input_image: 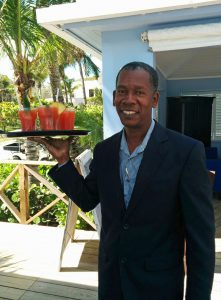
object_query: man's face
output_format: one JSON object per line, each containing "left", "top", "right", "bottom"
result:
{"left": 113, "top": 69, "right": 159, "bottom": 132}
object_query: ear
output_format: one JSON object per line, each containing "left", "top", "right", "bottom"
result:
{"left": 113, "top": 90, "right": 116, "bottom": 106}
{"left": 152, "top": 91, "right": 159, "bottom": 108}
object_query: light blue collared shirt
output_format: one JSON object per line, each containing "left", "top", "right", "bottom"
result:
{"left": 119, "top": 120, "right": 155, "bottom": 208}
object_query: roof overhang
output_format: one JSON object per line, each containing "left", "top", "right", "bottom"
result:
{"left": 139, "top": 21, "right": 221, "bottom": 79}
{"left": 142, "top": 22, "right": 221, "bottom": 51}
{"left": 36, "top": 0, "right": 221, "bottom": 59}
{"left": 36, "top": 0, "right": 221, "bottom": 80}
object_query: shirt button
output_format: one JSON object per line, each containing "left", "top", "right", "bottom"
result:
{"left": 123, "top": 223, "right": 129, "bottom": 230}
{"left": 121, "top": 257, "right": 127, "bottom": 264}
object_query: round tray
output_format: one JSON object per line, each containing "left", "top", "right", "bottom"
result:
{"left": 3, "top": 129, "right": 90, "bottom": 138}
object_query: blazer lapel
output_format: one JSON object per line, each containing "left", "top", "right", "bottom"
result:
{"left": 107, "top": 132, "right": 126, "bottom": 211}
{"left": 125, "top": 123, "right": 169, "bottom": 215}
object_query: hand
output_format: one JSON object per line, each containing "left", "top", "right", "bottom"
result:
{"left": 28, "top": 136, "right": 73, "bottom": 165}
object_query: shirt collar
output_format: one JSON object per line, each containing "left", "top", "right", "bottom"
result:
{"left": 120, "top": 119, "right": 155, "bottom": 156}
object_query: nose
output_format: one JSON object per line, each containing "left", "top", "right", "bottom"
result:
{"left": 123, "top": 91, "right": 136, "bottom": 104}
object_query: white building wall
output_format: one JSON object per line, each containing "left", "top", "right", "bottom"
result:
{"left": 72, "top": 78, "right": 101, "bottom": 105}
{"left": 102, "top": 27, "right": 155, "bottom": 138}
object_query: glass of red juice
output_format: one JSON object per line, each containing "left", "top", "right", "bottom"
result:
{"left": 56, "top": 109, "right": 75, "bottom": 130}
{"left": 18, "top": 109, "right": 37, "bottom": 131}
{"left": 38, "top": 106, "right": 58, "bottom": 130}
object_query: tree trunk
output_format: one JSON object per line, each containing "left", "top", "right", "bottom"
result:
{"left": 14, "top": 70, "right": 34, "bottom": 108}
{"left": 25, "top": 140, "right": 39, "bottom": 161}
{"left": 59, "top": 65, "right": 69, "bottom": 103}
{"left": 48, "top": 56, "right": 64, "bottom": 103}
{"left": 24, "top": 140, "right": 39, "bottom": 184}
{"left": 64, "top": 84, "right": 69, "bottom": 103}
{"left": 78, "top": 61, "right": 87, "bottom": 105}
{"left": 61, "top": 77, "right": 69, "bottom": 103}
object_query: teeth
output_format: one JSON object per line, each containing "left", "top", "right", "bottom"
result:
{"left": 123, "top": 110, "right": 136, "bottom": 115}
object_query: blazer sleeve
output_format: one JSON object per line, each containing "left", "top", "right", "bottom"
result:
{"left": 179, "top": 141, "right": 215, "bottom": 300}
{"left": 48, "top": 148, "right": 100, "bottom": 212}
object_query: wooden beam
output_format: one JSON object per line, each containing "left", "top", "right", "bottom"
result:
{"left": 24, "top": 165, "right": 68, "bottom": 203}
{"left": 19, "top": 165, "right": 29, "bottom": 224}
{"left": 78, "top": 211, "right": 96, "bottom": 230}
{"left": 59, "top": 200, "right": 79, "bottom": 270}
{"left": 0, "top": 192, "right": 21, "bottom": 222}
{"left": 0, "top": 165, "right": 19, "bottom": 192}
{"left": 26, "top": 198, "right": 61, "bottom": 224}
{"left": 0, "top": 159, "right": 56, "bottom": 166}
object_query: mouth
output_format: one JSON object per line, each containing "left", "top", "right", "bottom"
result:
{"left": 122, "top": 110, "right": 137, "bottom": 115}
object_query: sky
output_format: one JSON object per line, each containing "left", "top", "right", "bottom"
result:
{"left": 0, "top": 56, "right": 14, "bottom": 79}
{"left": 0, "top": 55, "right": 102, "bottom": 81}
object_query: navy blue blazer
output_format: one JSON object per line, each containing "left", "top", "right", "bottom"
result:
{"left": 49, "top": 122, "right": 215, "bottom": 300}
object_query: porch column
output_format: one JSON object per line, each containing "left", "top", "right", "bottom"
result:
{"left": 102, "top": 28, "right": 156, "bottom": 138}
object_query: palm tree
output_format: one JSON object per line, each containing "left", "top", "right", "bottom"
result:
{"left": 0, "top": 0, "right": 45, "bottom": 108}
{"left": 59, "top": 42, "right": 100, "bottom": 105}
{"left": 0, "top": 1, "right": 66, "bottom": 106}
{"left": 48, "top": 51, "right": 64, "bottom": 102}
{"left": 76, "top": 53, "right": 99, "bottom": 105}
{"left": 37, "top": 1, "right": 100, "bottom": 105}
{"left": 32, "top": 60, "right": 49, "bottom": 99}
{"left": 0, "top": 0, "right": 52, "bottom": 163}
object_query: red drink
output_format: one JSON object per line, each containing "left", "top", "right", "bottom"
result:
{"left": 56, "top": 110, "right": 75, "bottom": 130}
{"left": 38, "top": 106, "right": 58, "bottom": 130}
{"left": 18, "top": 109, "right": 37, "bottom": 131}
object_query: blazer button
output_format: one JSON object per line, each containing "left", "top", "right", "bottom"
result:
{"left": 121, "top": 257, "right": 127, "bottom": 264}
{"left": 123, "top": 223, "right": 129, "bottom": 230}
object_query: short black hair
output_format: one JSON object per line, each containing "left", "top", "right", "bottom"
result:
{"left": 115, "top": 61, "right": 158, "bottom": 92}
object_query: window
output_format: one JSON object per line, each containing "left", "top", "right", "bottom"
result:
{"left": 212, "top": 94, "right": 221, "bottom": 140}
{"left": 182, "top": 91, "right": 221, "bottom": 141}
{"left": 89, "top": 89, "right": 95, "bottom": 97}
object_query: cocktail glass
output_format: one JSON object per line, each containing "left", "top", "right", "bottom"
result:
{"left": 56, "top": 109, "right": 75, "bottom": 130}
{"left": 38, "top": 106, "right": 58, "bottom": 130}
{"left": 18, "top": 109, "right": 37, "bottom": 131}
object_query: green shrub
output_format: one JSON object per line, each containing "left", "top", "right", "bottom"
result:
{"left": 0, "top": 98, "right": 103, "bottom": 229}
{"left": 0, "top": 163, "right": 94, "bottom": 229}
{"left": 75, "top": 103, "right": 103, "bottom": 150}
{"left": 0, "top": 102, "right": 20, "bottom": 131}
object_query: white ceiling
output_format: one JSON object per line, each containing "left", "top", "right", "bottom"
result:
{"left": 156, "top": 46, "right": 221, "bottom": 79}
{"left": 36, "top": 0, "right": 221, "bottom": 80}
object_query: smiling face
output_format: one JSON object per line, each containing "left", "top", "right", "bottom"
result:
{"left": 113, "top": 68, "right": 159, "bottom": 135}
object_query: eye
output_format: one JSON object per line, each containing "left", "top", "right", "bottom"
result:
{"left": 116, "top": 89, "right": 127, "bottom": 96}
{"left": 135, "top": 90, "right": 145, "bottom": 96}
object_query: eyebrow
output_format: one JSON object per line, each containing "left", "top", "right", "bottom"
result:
{"left": 116, "top": 85, "right": 145, "bottom": 90}
{"left": 116, "top": 85, "right": 126, "bottom": 89}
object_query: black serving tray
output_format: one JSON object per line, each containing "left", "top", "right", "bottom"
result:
{"left": 2, "top": 129, "right": 90, "bottom": 138}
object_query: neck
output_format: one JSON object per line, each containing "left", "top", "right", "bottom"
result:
{"left": 124, "top": 128, "right": 148, "bottom": 154}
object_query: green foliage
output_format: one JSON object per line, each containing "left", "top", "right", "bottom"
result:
{"left": 0, "top": 102, "right": 20, "bottom": 131}
{"left": 0, "top": 94, "right": 103, "bottom": 229}
{"left": 36, "top": 1, "right": 76, "bottom": 9}
{"left": 0, "top": 163, "right": 19, "bottom": 222}
{"left": 0, "top": 74, "right": 16, "bottom": 102}
{"left": 87, "top": 88, "right": 103, "bottom": 105}
{"left": 0, "top": 163, "right": 94, "bottom": 229}
{"left": 29, "top": 165, "right": 68, "bottom": 226}
{"left": 75, "top": 103, "right": 103, "bottom": 150}
{"left": 0, "top": 98, "right": 103, "bottom": 148}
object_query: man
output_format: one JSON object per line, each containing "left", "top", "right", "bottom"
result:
{"left": 31, "top": 62, "right": 215, "bottom": 300}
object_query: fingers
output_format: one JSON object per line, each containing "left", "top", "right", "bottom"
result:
{"left": 67, "top": 136, "right": 74, "bottom": 144}
{"left": 27, "top": 137, "right": 72, "bottom": 157}
{"left": 27, "top": 136, "right": 72, "bottom": 164}
{"left": 28, "top": 137, "right": 45, "bottom": 144}
{"left": 28, "top": 137, "right": 55, "bottom": 150}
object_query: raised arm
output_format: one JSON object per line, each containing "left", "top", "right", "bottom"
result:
{"left": 28, "top": 136, "right": 73, "bottom": 165}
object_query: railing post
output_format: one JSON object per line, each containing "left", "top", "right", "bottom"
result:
{"left": 19, "top": 164, "right": 29, "bottom": 224}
